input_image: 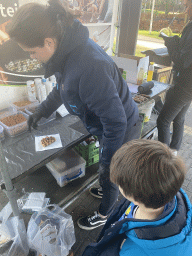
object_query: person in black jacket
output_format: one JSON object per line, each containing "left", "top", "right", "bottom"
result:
{"left": 7, "top": 0, "right": 141, "bottom": 230}
{"left": 157, "top": 0, "right": 192, "bottom": 155}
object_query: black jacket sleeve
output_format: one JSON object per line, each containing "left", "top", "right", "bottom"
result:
{"left": 38, "top": 86, "right": 63, "bottom": 118}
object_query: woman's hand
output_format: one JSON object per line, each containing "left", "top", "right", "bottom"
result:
{"left": 27, "top": 109, "right": 44, "bottom": 131}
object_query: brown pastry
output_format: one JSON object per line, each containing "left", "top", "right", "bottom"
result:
{"left": 133, "top": 95, "right": 148, "bottom": 103}
{"left": 41, "top": 136, "right": 56, "bottom": 147}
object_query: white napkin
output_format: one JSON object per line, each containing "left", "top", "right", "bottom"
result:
{"left": 35, "top": 134, "right": 62, "bottom": 152}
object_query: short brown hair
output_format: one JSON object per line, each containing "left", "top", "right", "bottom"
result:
{"left": 7, "top": 0, "right": 74, "bottom": 48}
{"left": 110, "top": 139, "right": 186, "bottom": 209}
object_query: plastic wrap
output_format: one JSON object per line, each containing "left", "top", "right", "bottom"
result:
{"left": 17, "top": 192, "right": 50, "bottom": 213}
{"left": 27, "top": 205, "right": 75, "bottom": 256}
{"left": 0, "top": 115, "right": 86, "bottom": 184}
{"left": 0, "top": 203, "right": 29, "bottom": 256}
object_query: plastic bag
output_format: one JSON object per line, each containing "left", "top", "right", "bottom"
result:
{"left": 27, "top": 204, "right": 75, "bottom": 256}
{"left": 138, "top": 99, "right": 155, "bottom": 122}
{"left": 17, "top": 192, "right": 50, "bottom": 213}
{"left": 0, "top": 203, "right": 29, "bottom": 256}
{"left": 0, "top": 203, "right": 13, "bottom": 250}
{"left": 7, "top": 217, "right": 29, "bottom": 256}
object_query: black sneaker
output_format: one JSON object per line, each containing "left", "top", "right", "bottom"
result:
{"left": 89, "top": 187, "right": 103, "bottom": 198}
{"left": 77, "top": 211, "right": 107, "bottom": 230}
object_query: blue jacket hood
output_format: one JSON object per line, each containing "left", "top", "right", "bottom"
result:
{"left": 82, "top": 189, "right": 192, "bottom": 256}
{"left": 119, "top": 189, "right": 192, "bottom": 255}
{"left": 44, "top": 19, "right": 89, "bottom": 77}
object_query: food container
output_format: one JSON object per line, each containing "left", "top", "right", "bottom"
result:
{"left": 0, "top": 125, "right": 5, "bottom": 141}
{"left": 46, "top": 149, "right": 86, "bottom": 187}
{"left": 11, "top": 98, "right": 39, "bottom": 112}
{"left": 0, "top": 107, "right": 16, "bottom": 119}
{"left": 0, "top": 111, "right": 29, "bottom": 137}
{"left": 25, "top": 106, "right": 56, "bottom": 126}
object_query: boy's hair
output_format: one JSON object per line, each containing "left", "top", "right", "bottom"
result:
{"left": 110, "top": 139, "right": 186, "bottom": 209}
{"left": 7, "top": 0, "right": 75, "bottom": 48}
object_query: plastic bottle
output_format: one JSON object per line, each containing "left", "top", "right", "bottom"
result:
{"left": 137, "top": 67, "right": 144, "bottom": 85}
{"left": 34, "top": 78, "right": 42, "bottom": 102}
{"left": 147, "top": 62, "right": 155, "bottom": 82}
{"left": 40, "top": 82, "right": 47, "bottom": 102}
{"left": 27, "top": 80, "right": 36, "bottom": 101}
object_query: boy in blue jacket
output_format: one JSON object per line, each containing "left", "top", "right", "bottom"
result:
{"left": 82, "top": 139, "right": 192, "bottom": 256}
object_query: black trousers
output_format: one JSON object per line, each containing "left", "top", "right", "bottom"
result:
{"left": 98, "top": 115, "right": 143, "bottom": 216}
{"left": 157, "top": 86, "right": 191, "bottom": 150}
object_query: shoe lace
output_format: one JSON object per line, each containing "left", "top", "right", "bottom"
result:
{"left": 88, "top": 211, "right": 99, "bottom": 222}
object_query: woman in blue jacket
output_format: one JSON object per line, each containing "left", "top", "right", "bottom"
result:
{"left": 7, "top": 0, "right": 141, "bottom": 230}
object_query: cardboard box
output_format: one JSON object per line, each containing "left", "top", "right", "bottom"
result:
{"left": 112, "top": 55, "right": 149, "bottom": 85}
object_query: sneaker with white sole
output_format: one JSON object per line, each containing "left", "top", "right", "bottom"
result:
{"left": 89, "top": 187, "right": 103, "bottom": 198}
{"left": 77, "top": 211, "right": 107, "bottom": 230}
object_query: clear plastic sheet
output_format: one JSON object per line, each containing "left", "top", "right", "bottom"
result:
{"left": 27, "top": 204, "right": 75, "bottom": 256}
{"left": 0, "top": 115, "right": 86, "bottom": 184}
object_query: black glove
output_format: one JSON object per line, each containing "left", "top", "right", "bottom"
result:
{"left": 27, "top": 109, "right": 44, "bottom": 132}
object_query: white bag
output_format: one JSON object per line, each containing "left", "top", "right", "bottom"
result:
{"left": 138, "top": 99, "right": 155, "bottom": 122}
{"left": 27, "top": 204, "right": 75, "bottom": 256}
{"left": 0, "top": 203, "right": 29, "bottom": 256}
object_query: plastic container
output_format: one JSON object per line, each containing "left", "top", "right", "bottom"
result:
{"left": 0, "top": 111, "right": 29, "bottom": 137}
{"left": 147, "top": 62, "right": 155, "bottom": 82}
{"left": 11, "top": 98, "right": 39, "bottom": 111}
{"left": 137, "top": 67, "right": 144, "bottom": 85}
{"left": 0, "top": 125, "right": 4, "bottom": 141}
{"left": 0, "top": 107, "right": 16, "bottom": 119}
{"left": 46, "top": 149, "right": 86, "bottom": 187}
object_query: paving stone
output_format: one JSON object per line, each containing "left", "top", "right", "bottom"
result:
{"left": 185, "top": 168, "right": 192, "bottom": 181}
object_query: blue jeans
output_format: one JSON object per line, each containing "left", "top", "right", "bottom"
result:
{"left": 157, "top": 86, "right": 191, "bottom": 151}
{"left": 98, "top": 115, "right": 143, "bottom": 216}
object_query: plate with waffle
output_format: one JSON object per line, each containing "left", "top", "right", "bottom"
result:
{"left": 35, "top": 134, "right": 62, "bottom": 151}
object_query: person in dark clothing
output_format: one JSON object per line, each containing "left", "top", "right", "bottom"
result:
{"left": 82, "top": 139, "right": 192, "bottom": 256}
{"left": 7, "top": 0, "right": 141, "bottom": 230}
{"left": 157, "top": 0, "right": 192, "bottom": 155}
